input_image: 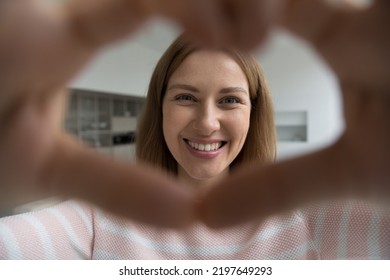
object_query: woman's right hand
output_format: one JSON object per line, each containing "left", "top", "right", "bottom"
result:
{"left": 0, "top": 0, "right": 199, "bottom": 228}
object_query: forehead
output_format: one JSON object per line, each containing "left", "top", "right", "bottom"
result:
{"left": 168, "top": 50, "right": 248, "bottom": 87}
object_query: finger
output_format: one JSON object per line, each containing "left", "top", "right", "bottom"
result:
{"left": 226, "top": 0, "right": 285, "bottom": 50}
{"left": 1, "top": 0, "right": 152, "bottom": 114}
{"left": 322, "top": 1, "right": 390, "bottom": 91}
{"left": 279, "top": 0, "right": 383, "bottom": 50}
{"left": 40, "top": 135, "right": 196, "bottom": 228}
{"left": 199, "top": 142, "right": 357, "bottom": 228}
{"left": 281, "top": 0, "right": 343, "bottom": 42}
{"left": 147, "top": 0, "right": 238, "bottom": 48}
{"left": 280, "top": 0, "right": 390, "bottom": 90}
{"left": 65, "top": 0, "right": 151, "bottom": 47}
{"left": 341, "top": 85, "right": 390, "bottom": 191}
{"left": 0, "top": 105, "right": 52, "bottom": 208}
{"left": 0, "top": 89, "right": 69, "bottom": 208}
{"left": 0, "top": 0, "right": 94, "bottom": 113}
{"left": 280, "top": 0, "right": 357, "bottom": 46}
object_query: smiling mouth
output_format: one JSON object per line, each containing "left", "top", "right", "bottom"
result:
{"left": 185, "top": 139, "right": 227, "bottom": 152}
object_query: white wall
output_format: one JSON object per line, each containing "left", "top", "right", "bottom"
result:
{"left": 71, "top": 40, "right": 159, "bottom": 97}
{"left": 70, "top": 21, "right": 344, "bottom": 160}
{"left": 71, "top": 20, "right": 180, "bottom": 97}
{"left": 256, "top": 31, "right": 344, "bottom": 159}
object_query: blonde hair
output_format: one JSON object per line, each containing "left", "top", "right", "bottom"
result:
{"left": 136, "top": 34, "right": 276, "bottom": 175}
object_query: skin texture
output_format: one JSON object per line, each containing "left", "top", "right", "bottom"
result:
{"left": 0, "top": 0, "right": 388, "bottom": 229}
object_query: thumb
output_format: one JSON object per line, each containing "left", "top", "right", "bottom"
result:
{"left": 199, "top": 142, "right": 354, "bottom": 228}
{"left": 40, "top": 135, "right": 196, "bottom": 228}
{"left": 279, "top": 0, "right": 362, "bottom": 46}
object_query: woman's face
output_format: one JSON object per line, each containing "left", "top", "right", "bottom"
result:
{"left": 163, "top": 50, "right": 251, "bottom": 187}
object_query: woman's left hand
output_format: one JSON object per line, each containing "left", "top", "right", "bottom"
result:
{"left": 199, "top": 0, "right": 390, "bottom": 228}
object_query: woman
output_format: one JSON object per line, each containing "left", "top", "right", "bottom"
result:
{"left": 136, "top": 35, "right": 276, "bottom": 187}
{"left": 0, "top": 35, "right": 389, "bottom": 260}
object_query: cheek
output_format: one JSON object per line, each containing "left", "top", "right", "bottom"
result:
{"left": 162, "top": 104, "right": 188, "bottom": 143}
{"left": 162, "top": 105, "right": 174, "bottom": 143}
{"left": 227, "top": 109, "right": 251, "bottom": 140}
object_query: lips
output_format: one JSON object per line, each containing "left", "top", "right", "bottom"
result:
{"left": 184, "top": 139, "right": 227, "bottom": 152}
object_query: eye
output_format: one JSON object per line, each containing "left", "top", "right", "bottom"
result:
{"left": 174, "top": 94, "right": 196, "bottom": 104}
{"left": 220, "top": 96, "right": 240, "bottom": 105}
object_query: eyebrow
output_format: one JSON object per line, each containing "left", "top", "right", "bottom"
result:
{"left": 220, "top": 87, "right": 248, "bottom": 95}
{"left": 168, "top": 84, "right": 199, "bottom": 93}
{"left": 168, "top": 84, "right": 248, "bottom": 95}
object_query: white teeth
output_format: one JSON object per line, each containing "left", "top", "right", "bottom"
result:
{"left": 187, "top": 140, "right": 222, "bottom": 151}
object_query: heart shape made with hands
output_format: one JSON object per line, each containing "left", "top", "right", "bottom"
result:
{"left": 1, "top": 0, "right": 389, "bottom": 230}
{"left": 67, "top": 0, "right": 390, "bottom": 229}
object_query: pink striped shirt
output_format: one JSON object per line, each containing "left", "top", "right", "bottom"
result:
{"left": 0, "top": 200, "right": 389, "bottom": 259}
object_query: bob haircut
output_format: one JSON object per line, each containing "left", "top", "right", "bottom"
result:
{"left": 136, "top": 34, "right": 276, "bottom": 175}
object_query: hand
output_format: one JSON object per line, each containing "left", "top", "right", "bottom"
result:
{"left": 0, "top": 0, "right": 298, "bottom": 227}
{"left": 0, "top": 0, "right": 273, "bottom": 227}
{"left": 0, "top": 0, "right": 195, "bottom": 228}
{"left": 149, "top": 0, "right": 286, "bottom": 50}
{"left": 199, "top": 0, "right": 390, "bottom": 228}
{"left": 2, "top": 0, "right": 388, "bottom": 230}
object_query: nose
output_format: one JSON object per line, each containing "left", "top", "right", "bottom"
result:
{"left": 192, "top": 102, "right": 220, "bottom": 135}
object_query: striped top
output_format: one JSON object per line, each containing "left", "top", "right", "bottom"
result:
{"left": 0, "top": 200, "right": 389, "bottom": 259}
